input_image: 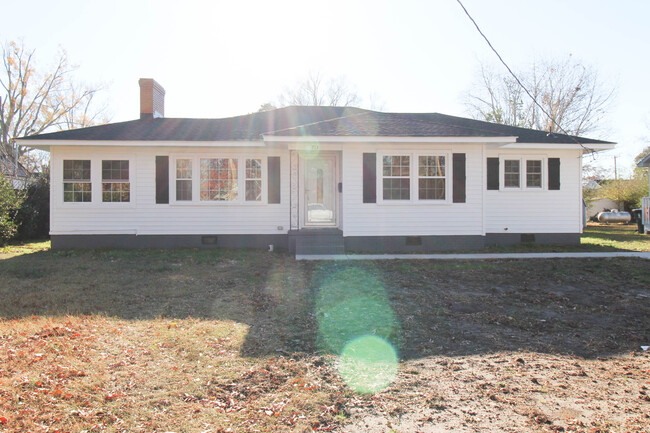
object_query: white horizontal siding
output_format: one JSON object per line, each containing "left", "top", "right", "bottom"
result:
{"left": 50, "top": 143, "right": 584, "bottom": 238}
{"left": 484, "top": 149, "right": 581, "bottom": 233}
{"left": 341, "top": 143, "right": 485, "bottom": 236}
{"left": 50, "top": 146, "right": 290, "bottom": 235}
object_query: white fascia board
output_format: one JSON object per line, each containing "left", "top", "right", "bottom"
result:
{"left": 287, "top": 143, "right": 344, "bottom": 151}
{"left": 15, "top": 139, "right": 266, "bottom": 150}
{"left": 499, "top": 142, "right": 616, "bottom": 151}
{"left": 262, "top": 135, "right": 519, "bottom": 144}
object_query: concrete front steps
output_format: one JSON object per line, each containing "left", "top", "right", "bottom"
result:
{"left": 291, "top": 229, "right": 345, "bottom": 255}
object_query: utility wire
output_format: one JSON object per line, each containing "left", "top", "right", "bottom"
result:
{"left": 455, "top": 0, "right": 595, "bottom": 154}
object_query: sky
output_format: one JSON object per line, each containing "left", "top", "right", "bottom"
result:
{"left": 3, "top": 0, "right": 648, "bottom": 176}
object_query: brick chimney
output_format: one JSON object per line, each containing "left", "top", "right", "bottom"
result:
{"left": 139, "top": 78, "right": 165, "bottom": 119}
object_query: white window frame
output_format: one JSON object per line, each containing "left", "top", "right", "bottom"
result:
{"left": 502, "top": 158, "right": 521, "bottom": 189}
{"left": 175, "top": 158, "right": 193, "bottom": 202}
{"left": 199, "top": 157, "right": 240, "bottom": 202}
{"left": 377, "top": 151, "right": 451, "bottom": 204}
{"left": 499, "top": 155, "right": 546, "bottom": 191}
{"left": 170, "top": 154, "right": 267, "bottom": 205}
{"left": 101, "top": 159, "right": 131, "bottom": 203}
{"left": 244, "top": 157, "right": 263, "bottom": 202}
{"left": 99, "top": 157, "right": 135, "bottom": 207}
{"left": 525, "top": 159, "right": 543, "bottom": 189}
{"left": 62, "top": 159, "right": 92, "bottom": 203}
{"left": 380, "top": 154, "right": 411, "bottom": 201}
{"left": 417, "top": 154, "right": 448, "bottom": 201}
{"left": 59, "top": 156, "right": 136, "bottom": 208}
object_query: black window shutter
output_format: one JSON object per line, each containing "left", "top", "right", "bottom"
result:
{"left": 155, "top": 156, "right": 169, "bottom": 204}
{"left": 362, "top": 153, "right": 377, "bottom": 203}
{"left": 548, "top": 158, "right": 561, "bottom": 190}
{"left": 452, "top": 153, "right": 466, "bottom": 203}
{"left": 487, "top": 157, "right": 499, "bottom": 190}
{"left": 268, "top": 156, "right": 281, "bottom": 203}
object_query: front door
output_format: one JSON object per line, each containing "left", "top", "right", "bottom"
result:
{"left": 304, "top": 154, "right": 337, "bottom": 226}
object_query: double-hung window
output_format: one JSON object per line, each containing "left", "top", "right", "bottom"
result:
{"left": 418, "top": 156, "right": 446, "bottom": 200}
{"left": 526, "top": 160, "right": 542, "bottom": 188}
{"left": 382, "top": 155, "right": 410, "bottom": 200}
{"left": 245, "top": 158, "right": 262, "bottom": 201}
{"left": 102, "top": 160, "right": 130, "bottom": 202}
{"left": 176, "top": 159, "right": 192, "bottom": 201}
{"left": 503, "top": 159, "right": 521, "bottom": 188}
{"left": 380, "top": 153, "right": 449, "bottom": 202}
{"left": 500, "top": 156, "right": 544, "bottom": 190}
{"left": 63, "top": 160, "right": 92, "bottom": 202}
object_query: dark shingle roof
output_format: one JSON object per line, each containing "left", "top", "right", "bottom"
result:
{"left": 265, "top": 111, "right": 613, "bottom": 144}
{"left": 21, "top": 106, "right": 366, "bottom": 141}
{"left": 20, "top": 106, "right": 613, "bottom": 145}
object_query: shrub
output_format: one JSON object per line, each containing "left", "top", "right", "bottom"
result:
{"left": 0, "top": 174, "right": 23, "bottom": 245}
{"left": 598, "top": 169, "right": 649, "bottom": 211}
{"left": 15, "top": 172, "right": 50, "bottom": 240}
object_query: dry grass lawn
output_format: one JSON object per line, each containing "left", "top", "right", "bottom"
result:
{"left": 2, "top": 317, "right": 345, "bottom": 432}
{"left": 0, "top": 226, "right": 648, "bottom": 432}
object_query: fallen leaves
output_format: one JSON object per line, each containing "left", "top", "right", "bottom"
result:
{"left": 0, "top": 316, "right": 348, "bottom": 432}
{"left": 104, "top": 392, "right": 125, "bottom": 401}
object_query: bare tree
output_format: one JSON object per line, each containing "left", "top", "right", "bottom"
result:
{"left": 0, "top": 40, "right": 109, "bottom": 172}
{"left": 59, "top": 83, "right": 109, "bottom": 130}
{"left": 278, "top": 72, "right": 361, "bottom": 107}
{"left": 466, "top": 57, "right": 615, "bottom": 137}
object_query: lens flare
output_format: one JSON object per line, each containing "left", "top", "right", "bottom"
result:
{"left": 313, "top": 264, "right": 401, "bottom": 393}
{"left": 317, "top": 296, "right": 397, "bottom": 354}
{"left": 298, "top": 144, "right": 321, "bottom": 160}
{"left": 338, "top": 335, "right": 398, "bottom": 394}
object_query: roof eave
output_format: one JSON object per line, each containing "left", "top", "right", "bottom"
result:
{"left": 262, "top": 135, "right": 518, "bottom": 143}
{"left": 499, "top": 142, "right": 616, "bottom": 151}
{"left": 15, "top": 138, "right": 266, "bottom": 150}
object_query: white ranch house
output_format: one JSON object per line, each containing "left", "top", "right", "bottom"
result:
{"left": 18, "top": 79, "right": 615, "bottom": 254}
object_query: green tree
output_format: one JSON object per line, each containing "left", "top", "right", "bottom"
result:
{"left": 15, "top": 168, "right": 49, "bottom": 239}
{"left": 0, "top": 173, "right": 22, "bottom": 245}
{"left": 598, "top": 148, "right": 650, "bottom": 211}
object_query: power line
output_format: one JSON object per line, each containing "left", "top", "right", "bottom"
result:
{"left": 455, "top": 0, "right": 595, "bottom": 154}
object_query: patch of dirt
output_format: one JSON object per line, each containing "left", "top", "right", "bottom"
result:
{"left": 343, "top": 351, "right": 650, "bottom": 432}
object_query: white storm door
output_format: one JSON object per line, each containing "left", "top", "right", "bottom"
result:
{"left": 304, "top": 155, "right": 337, "bottom": 226}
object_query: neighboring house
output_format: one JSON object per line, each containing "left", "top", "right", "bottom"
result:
{"left": 637, "top": 154, "right": 650, "bottom": 232}
{"left": 0, "top": 154, "right": 30, "bottom": 189}
{"left": 17, "top": 79, "right": 615, "bottom": 254}
{"left": 583, "top": 178, "right": 623, "bottom": 219}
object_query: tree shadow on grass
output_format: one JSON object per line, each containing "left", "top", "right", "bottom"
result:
{"left": 0, "top": 249, "right": 648, "bottom": 360}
